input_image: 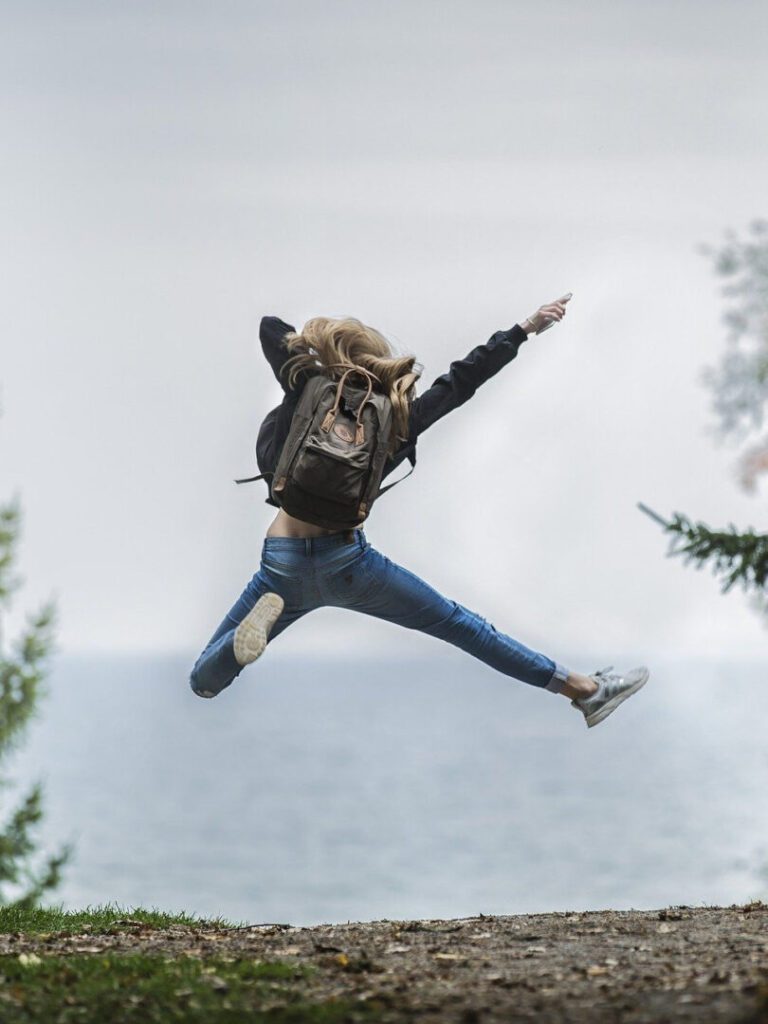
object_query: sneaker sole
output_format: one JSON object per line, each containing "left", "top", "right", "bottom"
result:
{"left": 585, "top": 666, "right": 649, "bottom": 728}
{"left": 233, "top": 592, "right": 284, "bottom": 667}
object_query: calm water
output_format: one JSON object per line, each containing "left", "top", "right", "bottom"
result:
{"left": 10, "top": 652, "right": 768, "bottom": 926}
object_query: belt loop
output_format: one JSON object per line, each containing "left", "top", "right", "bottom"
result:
{"left": 304, "top": 537, "right": 311, "bottom": 556}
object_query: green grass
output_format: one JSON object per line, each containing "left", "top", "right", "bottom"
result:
{"left": 0, "top": 903, "right": 236, "bottom": 936}
{"left": 0, "top": 954, "right": 381, "bottom": 1023}
{"left": 0, "top": 906, "right": 389, "bottom": 1021}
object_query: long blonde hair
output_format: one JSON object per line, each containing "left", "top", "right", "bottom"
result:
{"left": 281, "top": 316, "right": 422, "bottom": 459}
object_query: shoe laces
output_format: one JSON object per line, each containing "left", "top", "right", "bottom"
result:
{"left": 592, "top": 665, "right": 614, "bottom": 679}
{"left": 572, "top": 666, "right": 616, "bottom": 711}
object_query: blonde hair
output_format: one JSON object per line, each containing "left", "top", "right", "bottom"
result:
{"left": 281, "top": 316, "right": 421, "bottom": 459}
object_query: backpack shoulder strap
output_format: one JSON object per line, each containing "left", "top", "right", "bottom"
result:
{"left": 376, "top": 448, "right": 416, "bottom": 496}
{"left": 235, "top": 471, "right": 272, "bottom": 485}
{"left": 235, "top": 374, "right": 329, "bottom": 485}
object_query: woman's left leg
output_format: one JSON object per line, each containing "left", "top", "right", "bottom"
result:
{"left": 322, "top": 542, "right": 569, "bottom": 694}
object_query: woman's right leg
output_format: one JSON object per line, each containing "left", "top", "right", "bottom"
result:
{"left": 189, "top": 568, "right": 309, "bottom": 699}
{"left": 322, "top": 542, "right": 571, "bottom": 695}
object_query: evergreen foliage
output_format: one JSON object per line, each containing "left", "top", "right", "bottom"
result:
{"left": 640, "top": 220, "right": 768, "bottom": 612}
{"left": 698, "top": 218, "right": 768, "bottom": 475}
{"left": 637, "top": 502, "right": 768, "bottom": 596}
{"left": 0, "top": 495, "right": 70, "bottom": 906}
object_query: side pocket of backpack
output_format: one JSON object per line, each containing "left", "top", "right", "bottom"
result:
{"left": 270, "top": 377, "right": 328, "bottom": 501}
{"left": 357, "top": 397, "right": 395, "bottom": 517}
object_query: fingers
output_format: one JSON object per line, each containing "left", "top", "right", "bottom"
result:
{"left": 540, "top": 303, "right": 566, "bottom": 322}
{"left": 525, "top": 293, "right": 572, "bottom": 334}
{"left": 542, "top": 292, "right": 572, "bottom": 321}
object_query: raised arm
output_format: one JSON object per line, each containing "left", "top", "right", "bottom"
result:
{"left": 410, "top": 295, "right": 571, "bottom": 438}
{"left": 409, "top": 324, "right": 528, "bottom": 437}
{"left": 259, "top": 315, "right": 301, "bottom": 393}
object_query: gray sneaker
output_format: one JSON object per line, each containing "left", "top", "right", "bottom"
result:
{"left": 572, "top": 664, "right": 649, "bottom": 728}
{"left": 233, "top": 592, "right": 284, "bottom": 667}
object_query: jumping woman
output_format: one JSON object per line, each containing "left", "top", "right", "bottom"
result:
{"left": 190, "top": 294, "right": 649, "bottom": 727}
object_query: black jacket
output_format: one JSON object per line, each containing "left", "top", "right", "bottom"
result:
{"left": 255, "top": 315, "right": 530, "bottom": 508}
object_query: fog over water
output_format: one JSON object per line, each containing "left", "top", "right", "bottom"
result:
{"left": 11, "top": 653, "right": 768, "bottom": 925}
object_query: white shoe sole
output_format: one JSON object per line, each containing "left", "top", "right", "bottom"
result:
{"left": 585, "top": 666, "right": 649, "bottom": 728}
{"left": 233, "top": 592, "right": 284, "bottom": 667}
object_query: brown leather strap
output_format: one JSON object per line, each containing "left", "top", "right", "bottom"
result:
{"left": 320, "top": 364, "right": 380, "bottom": 444}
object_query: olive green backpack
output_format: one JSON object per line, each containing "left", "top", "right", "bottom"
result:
{"left": 236, "top": 365, "right": 414, "bottom": 530}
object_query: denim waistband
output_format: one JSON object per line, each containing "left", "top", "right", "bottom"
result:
{"left": 262, "top": 527, "right": 367, "bottom": 556}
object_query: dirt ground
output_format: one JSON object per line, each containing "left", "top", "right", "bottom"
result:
{"left": 2, "top": 902, "right": 767, "bottom": 1022}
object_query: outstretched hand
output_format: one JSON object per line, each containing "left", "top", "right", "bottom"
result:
{"left": 521, "top": 292, "right": 572, "bottom": 335}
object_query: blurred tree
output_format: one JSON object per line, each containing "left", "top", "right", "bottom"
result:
{"left": 0, "top": 493, "right": 70, "bottom": 906}
{"left": 639, "top": 219, "right": 768, "bottom": 617}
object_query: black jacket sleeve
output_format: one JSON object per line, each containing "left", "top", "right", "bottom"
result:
{"left": 259, "top": 315, "right": 302, "bottom": 392}
{"left": 409, "top": 323, "right": 529, "bottom": 438}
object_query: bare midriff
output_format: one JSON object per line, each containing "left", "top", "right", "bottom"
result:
{"left": 265, "top": 507, "right": 344, "bottom": 538}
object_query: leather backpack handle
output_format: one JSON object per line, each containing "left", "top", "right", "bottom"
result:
{"left": 320, "top": 364, "right": 380, "bottom": 444}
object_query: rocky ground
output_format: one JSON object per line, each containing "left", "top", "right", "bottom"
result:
{"left": 2, "top": 902, "right": 767, "bottom": 1022}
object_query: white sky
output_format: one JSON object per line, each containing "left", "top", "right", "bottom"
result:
{"left": 2, "top": 0, "right": 768, "bottom": 667}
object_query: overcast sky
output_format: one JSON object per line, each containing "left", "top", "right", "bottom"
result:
{"left": 2, "top": 0, "right": 768, "bottom": 670}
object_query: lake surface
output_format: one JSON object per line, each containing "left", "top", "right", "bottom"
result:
{"left": 10, "top": 651, "right": 768, "bottom": 926}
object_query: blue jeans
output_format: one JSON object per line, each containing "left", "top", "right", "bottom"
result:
{"left": 190, "top": 528, "right": 569, "bottom": 699}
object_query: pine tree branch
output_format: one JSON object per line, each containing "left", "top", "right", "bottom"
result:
{"left": 637, "top": 501, "right": 768, "bottom": 595}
